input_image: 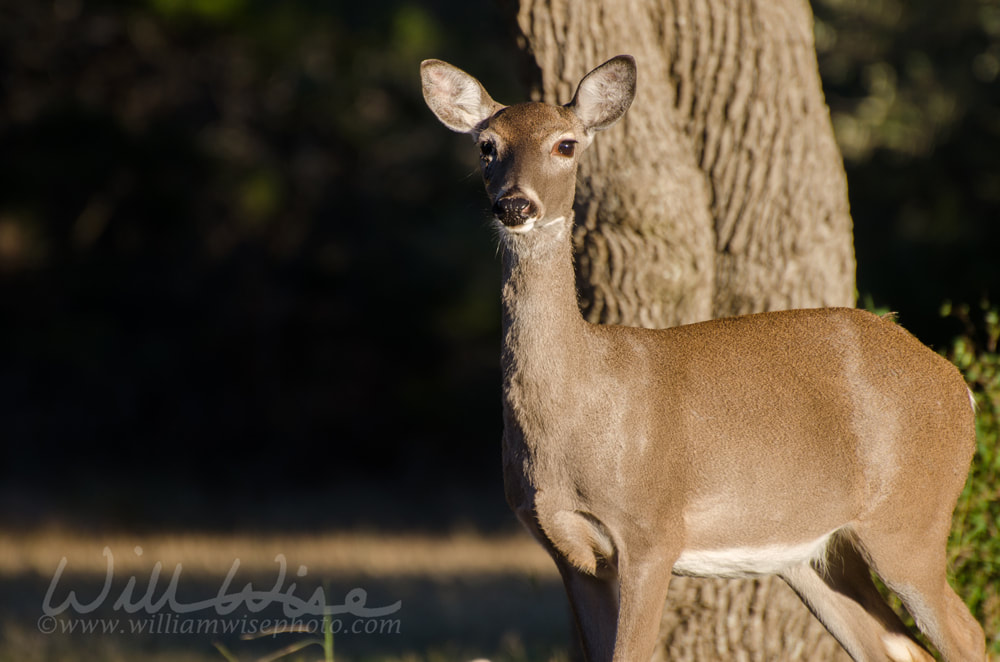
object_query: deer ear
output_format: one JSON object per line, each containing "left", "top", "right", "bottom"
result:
{"left": 568, "top": 55, "right": 637, "bottom": 134}
{"left": 421, "top": 59, "right": 504, "bottom": 135}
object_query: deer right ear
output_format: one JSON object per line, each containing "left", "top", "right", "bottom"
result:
{"left": 421, "top": 59, "right": 503, "bottom": 135}
{"left": 568, "top": 55, "right": 637, "bottom": 135}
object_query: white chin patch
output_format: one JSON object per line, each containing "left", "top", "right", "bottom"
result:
{"left": 499, "top": 216, "right": 564, "bottom": 234}
{"left": 503, "top": 218, "right": 536, "bottom": 234}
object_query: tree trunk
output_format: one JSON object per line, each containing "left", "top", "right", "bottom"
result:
{"left": 507, "top": 0, "right": 856, "bottom": 659}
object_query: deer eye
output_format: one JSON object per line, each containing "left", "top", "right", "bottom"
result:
{"left": 554, "top": 139, "right": 577, "bottom": 158}
{"left": 479, "top": 140, "right": 496, "bottom": 162}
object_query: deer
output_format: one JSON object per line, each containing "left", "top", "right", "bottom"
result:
{"left": 420, "top": 54, "right": 985, "bottom": 662}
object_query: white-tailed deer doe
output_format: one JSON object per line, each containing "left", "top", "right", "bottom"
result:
{"left": 420, "top": 55, "right": 985, "bottom": 662}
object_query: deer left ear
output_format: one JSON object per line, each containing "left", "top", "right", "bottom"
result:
{"left": 568, "top": 55, "right": 637, "bottom": 135}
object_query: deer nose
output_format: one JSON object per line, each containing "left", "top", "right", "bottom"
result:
{"left": 493, "top": 196, "right": 537, "bottom": 226}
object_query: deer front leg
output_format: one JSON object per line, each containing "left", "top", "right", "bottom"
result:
{"left": 556, "top": 559, "right": 619, "bottom": 662}
{"left": 520, "top": 506, "right": 622, "bottom": 660}
{"left": 611, "top": 549, "right": 675, "bottom": 662}
{"left": 539, "top": 507, "right": 677, "bottom": 660}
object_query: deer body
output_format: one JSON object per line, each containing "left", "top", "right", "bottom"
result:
{"left": 421, "top": 56, "right": 985, "bottom": 662}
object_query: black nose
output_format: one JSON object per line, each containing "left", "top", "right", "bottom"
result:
{"left": 493, "top": 196, "right": 535, "bottom": 226}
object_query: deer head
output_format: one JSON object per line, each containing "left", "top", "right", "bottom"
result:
{"left": 420, "top": 56, "right": 637, "bottom": 234}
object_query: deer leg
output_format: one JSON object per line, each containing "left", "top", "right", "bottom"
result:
{"left": 556, "top": 558, "right": 619, "bottom": 662}
{"left": 855, "top": 525, "right": 986, "bottom": 662}
{"left": 780, "top": 533, "right": 933, "bottom": 661}
{"left": 611, "top": 550, "right": 674, "bottom": 662}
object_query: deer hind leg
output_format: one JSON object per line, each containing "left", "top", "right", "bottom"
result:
{"left": 780, "top": 531, "right": 933, "bottom": 661}
{"left": 853, "top": 523, "right": 986, "bottom": 662}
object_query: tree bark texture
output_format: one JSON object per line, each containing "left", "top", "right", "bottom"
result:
{"left": 508, "top": 0, "right": 857, "bottom": 659}
{"left": 651, "top": 576, "right": 850, "bottom": 661}
{"left": 511, "top": 0, "right": 855, "bottom": 327}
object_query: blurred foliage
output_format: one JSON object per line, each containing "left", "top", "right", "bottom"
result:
{"left": 813, "top": 0, "right": 1000, "bottom": 342}
{"left": 0, "top": 0, "right": 521, "bottom": 525}
{"left": 945, "top": 302, "right": 1000, "bottom": 654}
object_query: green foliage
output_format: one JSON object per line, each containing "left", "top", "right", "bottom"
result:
{"left": 391, "top": 4, "right": 442, "bottom": 57}
{"left": 149, "top": 0, "right": 246, "bottom": 23}
{"left": 944, "top": 302, "right": 1000, "bottom": 655}
{"left": 859, "top": 292, "right": 894, "bottom": 318}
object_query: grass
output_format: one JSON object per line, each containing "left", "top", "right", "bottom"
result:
{"left": 212, "top": 604, "right": 335, "bottom": 662}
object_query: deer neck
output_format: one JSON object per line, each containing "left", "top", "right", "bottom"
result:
{"left": 498, "top": 217, "right": 588, "bottom": 435}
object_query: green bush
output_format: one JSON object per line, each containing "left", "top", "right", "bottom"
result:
{"left": 945, "top": 302, "right": 1000, "bottom": 655}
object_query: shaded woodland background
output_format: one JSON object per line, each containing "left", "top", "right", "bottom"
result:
{"left": 1, "top": 0, "right": 998, "bottom": 532}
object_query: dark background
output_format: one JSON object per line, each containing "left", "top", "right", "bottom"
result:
{"left": 1, "top": 0, "right": 997, "bottom": 532}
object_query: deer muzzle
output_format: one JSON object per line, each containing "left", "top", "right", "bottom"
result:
{"left": 493, "top": 195, "right": 538, "bottom": 227}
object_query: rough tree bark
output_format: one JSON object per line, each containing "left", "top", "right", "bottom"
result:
{"left": 504, "top": 0, "right": 857, "bottom": 659}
